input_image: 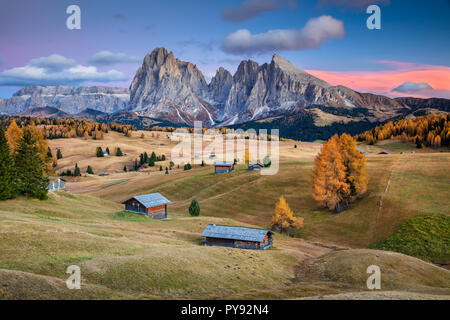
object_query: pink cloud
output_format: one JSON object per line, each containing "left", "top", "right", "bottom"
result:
{"left": 306, "top": 60, "right": 450, "bottom": 99}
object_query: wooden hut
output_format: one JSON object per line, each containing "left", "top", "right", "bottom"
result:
{"left": 201, "top": 224, "right": 273, "bottom": 250}
{"left": 214, "top": 161, "right": 235, "bottom": 174}
{"left": 122, "top": 193, "right": 170, "bottom": 219}
{"left": 48, "top": 177, "right": 66, "bottom": 191}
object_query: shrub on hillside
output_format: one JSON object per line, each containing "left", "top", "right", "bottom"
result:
{"left": 189, "top": 200, "right": 200, "bottom": 217}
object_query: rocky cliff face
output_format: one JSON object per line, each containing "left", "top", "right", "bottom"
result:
{"left": 129, "top": 47, "right": 217, "bottom": 126}
{"left": 208, "top": 67, "right": 233, "bottom": 120}
{"left": 0, "top": 86, "right": 129, "bottom": 115}
{"left": 127, "top": 49, "right": 415, "bottom": 127}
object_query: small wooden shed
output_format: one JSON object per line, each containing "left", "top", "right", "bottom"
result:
{"left": 48, "top": 177, "right": 66, "bottom": 191}
{"left": 122, "top": 193, "right": 171, "bottom": 219}
{"left": 201, "top": 224, "right": 273, "bottom": 250}
{"left": 214, "top": 161, "right": 235, "bottom": 174}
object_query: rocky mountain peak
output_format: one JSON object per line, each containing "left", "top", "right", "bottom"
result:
{"left": 209, "top": 67, "right": 233, "bottom": 116}
{"left": 1, "top": 47, "right": 433, "bottom": 129}
{"left": 234, "top": 60, "right": 259, "bottom": 81}
{"left": 145, "top": 47, "right": 170, "bottom": 65}
{"left": 129, "top": 47, "right": 215, "bottom": 126}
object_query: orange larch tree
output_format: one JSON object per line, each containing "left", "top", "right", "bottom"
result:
{"left": 313, "top": 134, "right": 367, "bottom": 213}
{"left": 271, "top": 196, "right": 303, "bottom": 235}
{"left": 5, "top": 120, "right": 23, "bottom": 154}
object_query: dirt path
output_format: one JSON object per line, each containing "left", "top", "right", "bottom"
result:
{"left": 67, "top": 179, "right": 130, "bottom": 194}
{"left": 377, "top": 170, "right": 393, "bottom": 217}
{"left": 372, "top": 155, "right": 410, "bottom": 242}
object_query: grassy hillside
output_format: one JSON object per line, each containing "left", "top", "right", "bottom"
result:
{"left": 374, "top": 215, "right": 450, "bottom": 264}
{"left": 2, "top": 131, "right": 449, "bottom": 299}
{"left": 292, "top": 249, "right": 450, "bottom": 298}
{"left": 1, "top": 194, "right": 449, "bottom": 299}
{"left": 0, "top": 194, "right": 316, "bottom": 299}
{"left": 77, "top": 148, "right": 450, "bottom": 249}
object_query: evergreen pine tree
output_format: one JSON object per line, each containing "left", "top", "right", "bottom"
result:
{"left": 416, "top": 137, "right": 423, "bottom": 149}
{"left": 46, "top": 147, "right": 53, "bottom": 159}
{"left": 0, "top": 126, "right": 17, "bottom": 200}
{"left": 159, "top": 165, "right": 163, "bottom": 171}
{"left": 116, "top": 147, "right": 123, "bottom": 156}
{"left": 123, "top": 165, "right": 127, "bottom": 172}
{"left": 106, "top": 147, "right": 110, "bottom": 155}
{"left": 74, "top": 163, "right": 81, "bottom": 176}
{"left": 96, "top": 147, "right": 104, "bottom": 157}
{"left": 87, "top": 165, "right": 94, "bottom": 174}
{"left": 189, "top": 200, "right": 200, "bottom": 217}
{"left": 56, "top": 148, "right": 63, "bottom": 159}
{"left": 165, "top": 167, "right": 169, "bottom": 174}
{"left": 14, "top": 128, "right": 48, "bottom": 200}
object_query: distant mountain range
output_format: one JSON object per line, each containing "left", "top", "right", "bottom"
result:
{"left": 0, "top": 47, "right": 448, "bottom": 140}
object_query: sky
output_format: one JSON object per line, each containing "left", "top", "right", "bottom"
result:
{"left": 0, "top": 0, "right": 449, "bottom": 99}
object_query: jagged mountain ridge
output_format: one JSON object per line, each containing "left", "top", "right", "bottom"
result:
{"left": 127, "top": 48, "right": 419, "bottom": 126}
{"left": 0, "top": 86, "right": 130, "bottom": 115}
{"left": 0, "top": 47, "right": 448, "bottom": 130}
{"left": 129, "top": 47, "right": 216, "bottom": 126}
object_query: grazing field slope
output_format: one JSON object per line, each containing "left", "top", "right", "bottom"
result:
{"left": 0, "top": 194, "right": 449, "bottom": 299}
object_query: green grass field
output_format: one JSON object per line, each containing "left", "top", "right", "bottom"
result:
{"left": 375, "top": 214, "right": 450, "bottom": 264}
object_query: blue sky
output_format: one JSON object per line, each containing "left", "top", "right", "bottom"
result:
{"left": 0, "top": 0, "right": 448, "bottom": 98}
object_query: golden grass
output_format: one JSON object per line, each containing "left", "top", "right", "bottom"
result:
{"left": 1, "top": 135, "right": 449, "bottom": 299}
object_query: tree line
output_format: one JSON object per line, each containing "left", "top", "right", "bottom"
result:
{"left": 127, "top": 151, "right": 167, "bottom": 172}
{"left": 0, "top": 116, "right": 136, "bottom": 140}
{"left": 357, "top": 114, "right": 450, "bottom": 148}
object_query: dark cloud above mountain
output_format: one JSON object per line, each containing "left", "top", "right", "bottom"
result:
{"left": 221, "top": 0, "right": 297, "bottom": 23}
{"left": 393, "top": 81, "right": 433, "bottom": 93}
{"left": 222, "top": 15, "right": 345, "bottom": 55}
{"left": 29, "top": 54, "right": 76, "bottom": 72}
{"left": 0, "top": 54, "right": 127, "bottom": 87}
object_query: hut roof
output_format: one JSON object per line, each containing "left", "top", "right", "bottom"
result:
{"left": 122, "top": 193, "right": 171, "bottom": 208}
{"left": 214, "top": 161, "right": 234, "bottom": 167}
{"left": 249, "top": 161, "right": 263, "bottom": 167}
{"left": 201, "top": 224, "right": 272, "bottom": 242}
{"left": 357, "top": 148, "right": 369, "bottom": 155}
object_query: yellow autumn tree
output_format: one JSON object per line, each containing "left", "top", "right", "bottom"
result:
{"left": 338, "top": 133, "right": 368, "bottom": 197}
{"left": 313, "top": 134, "right": 367, "bottom": 212}
{"left": 271, "top": 196, "right": 304, "bottom": 235}
{"left": 27, "top": 124, "right": 52, "bottom": 174}
{"left": 5, "top": 120, "right": 23, "bottom": 154}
